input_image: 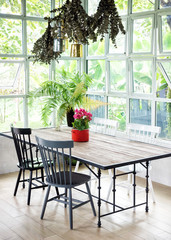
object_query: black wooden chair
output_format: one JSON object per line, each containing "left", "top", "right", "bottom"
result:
{"left": 36, "top": 136, "right": 96, "bottom": 230}
{"left": 11, "top": 127, "right": 49, "bottom": 205}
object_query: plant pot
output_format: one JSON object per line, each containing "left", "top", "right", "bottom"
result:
{"left": 66, "top": 108, "right": 75, "bottom": 127}
{"left": 71, "top": 129, "right": 89, "bottom": 142}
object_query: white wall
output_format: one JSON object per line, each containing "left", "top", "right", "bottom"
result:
{"left": 0, "top": 135, "right": 171, "bottom": 186}
{"left": 0, "top": 136, "right": 18, "bottom": 174}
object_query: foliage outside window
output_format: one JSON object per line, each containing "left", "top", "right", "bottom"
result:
{"left": 109, "top": 19, "right": 126, "bottom": 54}
{"left": 0, "top": 62, "right": 25, "bottom": 95}
{"left": 26, "top": 0, "right": 51, "bottom": 17}
{"left": 88, "top": 94, "right": 105, "bottom": 122}
{"left": 0, "top": 18, "right": 22, "bottom": 54}
{"left": 108, "top": 97, "right": 126, "bottom": 131}
{"left": 27, "top": 21, "right": 47, "bottom": 55}
{"left": 109, "top": 61, "right": 126, "bottom": 92}
{"left": 161, "top": 15, "right": 171, "bottom": 52}
{"left": 130, "top": 99, "right": 151, "bottom": 125}
{"left": 29, "top": 62, "right": 50, "bottom": 91}
{"left": 114, "top": 0, "right": 128, "bottom": 15}
{"left": 88, "top": 37, "right": 105, "bottom": 56}
{"left": 156, "top": 101, "right": 171, "bottom": 140}
{"left": 132, "top": 60, "right": 152, "bottom": 94}
{"left": 133, "top": 17, "right": 153, "bottom": 53}
{"left": 55, "top": 60, "right": 77, "bottom": 75}
{"left": 0, "top": 98, "right": 23, "bottom": 132}
{"left": 28, "top": 97, "right": 49, "bottom": 129}
{"left": 0, "top": 0, "right": 21, "bottom": 15}
{"left": 87, "top": 60, "right": 105, "bottom": 92}
{"left": 156, "top": 62, "right": 171, "bottom": 99}
{"left": 132, "top": 0, "right": 154, "bottom": 13}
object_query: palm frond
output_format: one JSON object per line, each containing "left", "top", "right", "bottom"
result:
{"left": 82, "top": 96, "right": 108, "bottom": 111}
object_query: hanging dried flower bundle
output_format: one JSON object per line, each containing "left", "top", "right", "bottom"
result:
{"left": 31, "top": 20, "right": 61, "bottom": 64}
{"left": 31, "top": 0, "right": 126, "bottom": 64}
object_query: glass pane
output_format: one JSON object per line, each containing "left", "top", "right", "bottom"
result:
{"left": 0, "top": 0, "right": 21, "bottom": 15}
{"left": 110, "top": 61, "right": 126, "bottom": 92}
{"left": 29, "top": 62, "right": 50, "bottom": 91}
{"left": 130, "top": 99, "right": 151, "bottom": 125}
{"left": 133, "top": 17, "right": 153, "bottom": 53}
{"left": 55, "top": 60, "right": 77, "bottom": 74}
{"left": 108, "top": 97, "right": 126, "bottom": 131}
{"left": 56, "top": 0, "right": 67, "bottom": 8}
{"left": 28, "top": 97, "right": 50, "bottom": 128}
{"left": 27, "top": 21, "right": 48, "bottom": 55}
{"left": 109, "top": 20, "right": 126, "bottom": 54}
{"left": 132, "top": 0, "right": 154, "bottom": 13}
{"left": 160, "top": 0, "right": 171, "bottom": 8}
{"left": 133, "top": 60, "right": 152, "bottom": 94}
{"left": 88, "top": 37, "right": 105, "bottom": 56}
{"left": 88, "top": 0, "right": 100, "bottom": 15}
{"left": 26, "top": 0, "right": 51, "bottom": 17}
{"left": 115, "top": 0, "right": 128, "bottom": 15}
{"left": 87, "top": 95, "right": 106, "bottom": 121}
{"left": 88, "top": 0, "right": 127, "bottom": 16}
{"left": 87, "top": 60, "right": 105, "bottom": 92}
{"left": 0, "top": 62, "right": 24, "bottom": 95}
{"left": 0, "top": 98, "right": 23, "bottom": 132}
{"left": 156, "top": 62, "right": 171, "bottom": 98}
{"left": 156, "top": 101, "right": 171, "bottom": 140}
{"left": 0, "top": 18, "right": 22, "bottom": 54}
{"left": 161, "top": 15, "right": 171, "bottom": 52}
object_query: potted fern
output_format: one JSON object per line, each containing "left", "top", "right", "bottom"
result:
{"left": 29, "top": 69, "right": 92, "bottom": 127}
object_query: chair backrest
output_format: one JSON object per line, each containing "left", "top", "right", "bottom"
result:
{"left": 11, "top": 127, "right": 35, "bottom": 168}
{"left": 127, "top": 123, "right": 161, "bottom": 144}
{"left": 93, "top": 117, "right": 118, "bottom": 136}
{"left": 36, "top": 136, "right": 74, "bottom": 187}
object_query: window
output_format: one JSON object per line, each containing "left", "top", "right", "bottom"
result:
{"left": 0, "top": 0, "right": 171, "bottom": 141}
{"left": 132, "top": 16, "right": 153, "bottom": 53}
{"left": 132, "top": 60, "right": 152, "bottom": 94}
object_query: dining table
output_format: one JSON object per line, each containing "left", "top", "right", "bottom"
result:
{"left": 33, "top": 127, "right": 171, "bottom": 227}
{"left": 1, "top": 127, "right": 171, "bottom": 227}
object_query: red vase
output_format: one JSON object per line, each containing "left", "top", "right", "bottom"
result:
{"left": 71, "top": 129, "right": 89, "bottom": 142}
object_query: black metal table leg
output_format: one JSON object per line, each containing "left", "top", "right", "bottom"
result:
{"left": 97, "top": 168, "right": 101, "bottom": 228}
{"left": 133, "top": 164, "right": 136, "bottom": 208}
{"left": 113, "top": 168, "right": 116, "bottom": 213}
{"left": 145, "top": 161, "right": 149, "bottom": 212}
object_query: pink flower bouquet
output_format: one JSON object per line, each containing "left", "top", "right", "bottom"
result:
{"left": 72, "top": 108, "right": 92, "bottom": 131}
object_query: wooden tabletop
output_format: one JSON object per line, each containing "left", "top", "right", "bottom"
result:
{"left": 32, "top": 128, "right": 171, "bottom": 170}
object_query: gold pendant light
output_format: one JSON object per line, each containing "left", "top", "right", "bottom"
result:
{"left": 70, "top": 41, "right": 83, "bottom": 57}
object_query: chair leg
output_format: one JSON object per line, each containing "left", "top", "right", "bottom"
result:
{"left": 85, "top": 182, "right": 96, "bottom": 216}
{"left": 27, "top": 171, "right": 33, "bottom": 205}
{"left": 149, "top": 177, "right": 156, "bottom": 203}
{"left": 22, "top": 169, "right": 25, "bottom": 188}
{"left": 55, "top": 187, "right": 60, "bottom": 199}
{"left": 14, "top": 169, "right": 22, "bottom": 196}
{"left": 69, "top": 188, "right": 73, "bottom": 230}
{"left": 41, "top": 168, "right": 45, "bottom": 190}
{"left": 41, "top": 185, "right": 51, "bottom": 219}
{"left": 65, "top": 188, "right": 68, "bottom": 208}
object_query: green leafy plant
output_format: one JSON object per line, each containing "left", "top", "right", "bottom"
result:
{"left": 29, "top": 69, "right": 93, "bottom": 127}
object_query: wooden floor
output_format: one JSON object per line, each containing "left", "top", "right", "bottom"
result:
{"left": 0, "top": 169, "right": 171, "bottom": 240}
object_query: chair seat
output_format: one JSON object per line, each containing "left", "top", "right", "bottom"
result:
{"left": 46, "top": 171, "right": 91, "bottom": 187}
{"left": 17, "top": 158, "right": 44, "bottom": 170}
